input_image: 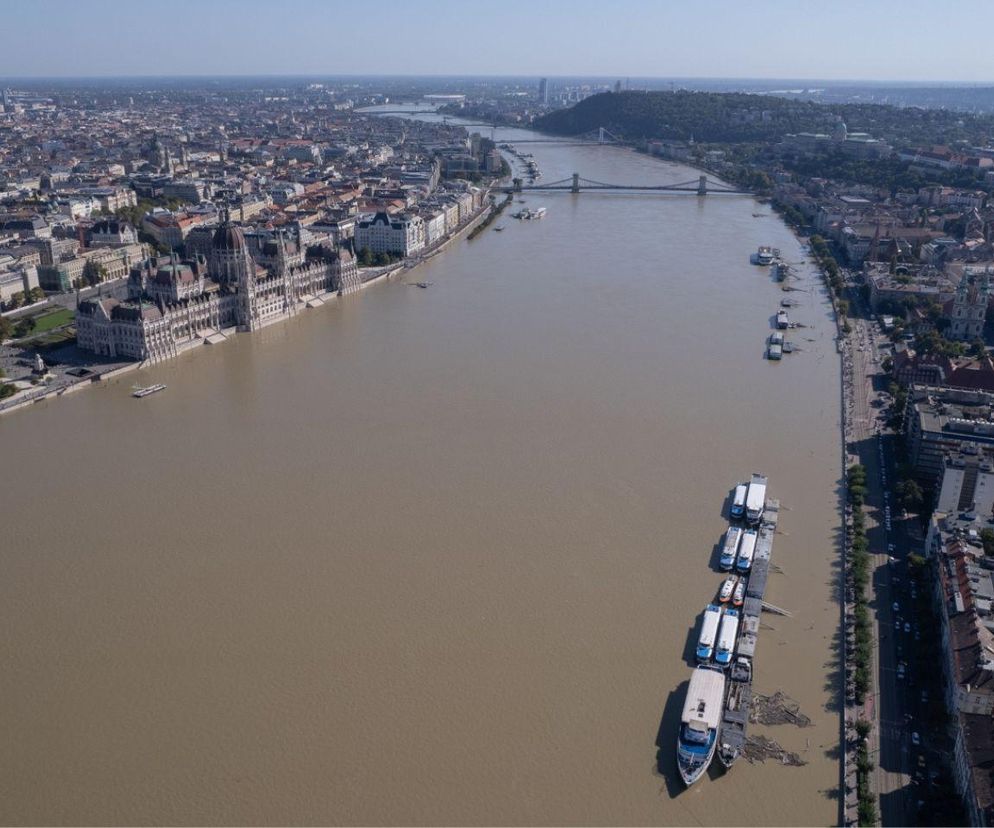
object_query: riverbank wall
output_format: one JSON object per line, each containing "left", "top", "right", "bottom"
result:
{"left": 0, "top": 201, "right": 494, "bottom": 419}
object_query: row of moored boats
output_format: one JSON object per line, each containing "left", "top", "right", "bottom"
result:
{"left": 676, "top": 473, "right": 779, "bottom": 786}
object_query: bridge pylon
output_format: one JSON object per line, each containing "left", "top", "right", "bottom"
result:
{"left": 571, "top": 173, "right": 580, "bottom": 194}
{"left": 697, "top": 175, "right": 708, "bottom": 196}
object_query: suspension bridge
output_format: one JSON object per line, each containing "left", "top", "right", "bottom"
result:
{"left": 499, "top": 173, "right": 749, "bottom": 196}
{"left": 361, "top": 112, "right": 749, "bottom": 195}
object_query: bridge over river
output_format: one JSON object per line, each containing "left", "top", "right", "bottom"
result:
{"left": 501, "top": 172, "right": 750, "bottom": 196}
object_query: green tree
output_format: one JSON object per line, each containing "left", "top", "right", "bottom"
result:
{"left": 897, "top": 478, "right": 924, "bottom": 512}
{"left": 82, "top": 259, "right": 108, "bottom": 287}
{"left": 0, "top": 315, "right": 12, "bottom": 342}
{"left": 13, "top": 317, "right": 35, "bottom": 338}
{"left": 28, "top": 287, "right": 45, "bottom": 303}
{"left": 981, "top": 529, "right": 994, "bottom": 557}
{"left": 972, "top": 338, "right": 988, "bottom": 358}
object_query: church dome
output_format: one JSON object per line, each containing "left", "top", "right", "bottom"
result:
{"left": 212, "top": 222, "right": 245, "bottom": 252}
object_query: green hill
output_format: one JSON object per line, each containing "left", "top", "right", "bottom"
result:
{"left": 533, "top": 90, "right": 991, "bottom": 146}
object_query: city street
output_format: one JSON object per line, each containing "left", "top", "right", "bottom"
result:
{"left": 841, "top": 273, "right": 924, "bottom": 825}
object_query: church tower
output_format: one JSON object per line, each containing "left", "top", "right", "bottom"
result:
{"left": 949, "top": 270, "right": 991, "bottom": 341}
{"left": 210, "top": 210, "right": 258, "bottom": 331}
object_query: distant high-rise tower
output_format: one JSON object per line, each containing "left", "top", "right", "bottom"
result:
{"left": 538, "top": 77, "right": 549, "bottom": 105}
{"left": 614, "top": 80, "right": 622, "bottom": 94}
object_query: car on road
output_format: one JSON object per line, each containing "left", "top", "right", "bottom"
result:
{"left": 912, "top": 731, "right": 921, "bottom": 746}
{"left": 895, "top": 619, "right": 901, "bottom": 630}
{"left": 904, "top": 622, "right": 911, "bottom": 633}
{"left": 893, "top": 602, "right": 900, "bottom": 611}
{"left": 898, "top": 663, "right": 906, "bottom": 679}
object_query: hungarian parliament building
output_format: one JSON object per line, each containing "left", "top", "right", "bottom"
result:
{"left": 76, "top": 219, "right": 361, "bottom": 364}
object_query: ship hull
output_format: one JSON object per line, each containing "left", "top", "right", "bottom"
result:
{"left": 677, "top": 729, "right": 718, "bottom": 786}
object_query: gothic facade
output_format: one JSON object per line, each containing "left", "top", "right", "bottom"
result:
{"left": 76, "top": 220, "right": 360, "bottom": 363}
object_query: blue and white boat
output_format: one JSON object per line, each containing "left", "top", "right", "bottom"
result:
{"left": 719, "top": 526, "right": 742, "bottom": 571}
{"left": 696, "top": 604, "right": 722, "bottom": 663}
{"left": 736, "top": 529, "right": 758, "bottom": 573}
{"left": 715, "top": 608, "right": 740, "bottom": 668}
{"left": 730, "top": 483, "right": 748, "bottom": 519}
{"left": 677, "top": 666, "right": 726, "bottom": 786}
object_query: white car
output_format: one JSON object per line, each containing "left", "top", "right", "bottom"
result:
{"left": 904, "top": 622, "right": 911, "bottom": 633}
{"left": 892, "top": 602, "right": 900, "bottom": 612}
{"left": 912, "top": 732, "right": 920, "bottom": 746}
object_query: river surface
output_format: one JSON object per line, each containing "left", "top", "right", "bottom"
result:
{"left": 1, "top": 110, "right": 842, "bottom": 825}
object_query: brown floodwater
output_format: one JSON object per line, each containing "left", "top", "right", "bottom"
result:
{"left": 0, "top": 119, "right": 841, "bottom": 825}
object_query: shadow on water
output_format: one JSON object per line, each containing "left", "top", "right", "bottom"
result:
{"left": 653, "top": 679, "right": 689, "bottom": 800}
{"left": 718, "top": 487, "right": 736, "bottom": 522}
{"left": 706, "top": 539, "right": 724, "bottom": 574}
{"left": 681, "top": 614, "right": 704, "bottom": 668}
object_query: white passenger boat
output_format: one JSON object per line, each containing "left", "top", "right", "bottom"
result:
{"left": 132, "top": 383, "right": 167, "bottom": 398}
{"left": 745, "top": 473, "right": 767, "bottom": 525}
{"left": 715, "top": 608, "right": 740, "bottom": 668}
{"left": 696, "top": 604, "right": 722, "bottom": 663}
{"left": 719, "top": 525, "right": 742, "bottom": 571}
{"left": 730, "top": 482, "right": 748, "bottom": 520}
{"left": 719, "top": 575, "right": 737, "bottom": 604}
{"left": 736, "top": 529, "right": 758, "bottom": 573}
{"left": 755, "top": 246, "right": 778, "bottom": 265}
{"left": 677, "top": 666, "right": 726, "bottom": 786}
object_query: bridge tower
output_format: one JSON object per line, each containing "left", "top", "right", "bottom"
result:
{"left": 571, "top": 173, "right": 580, "bottom": 194}
{"left": 697, "top": 175, "right": 708, "bottom": 196}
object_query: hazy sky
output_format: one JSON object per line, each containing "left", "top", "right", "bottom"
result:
{"left": 4, "top": 0, "right": 994, "bottom": 82}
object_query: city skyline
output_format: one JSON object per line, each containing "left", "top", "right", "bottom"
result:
{"left": 4, "top": 0, "right": 994, "bottom": 83}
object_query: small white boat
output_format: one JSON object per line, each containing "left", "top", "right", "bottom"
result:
{"left": 132, "top": 383, "right": 166, "bottom": 398}
{"left": 719, "top": 575, "right": 737, "bottom": 604}
{"left": 732, "top": 578, "right": 746, "bottom": 607}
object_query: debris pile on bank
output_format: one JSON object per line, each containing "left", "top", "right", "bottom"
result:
{"left": 751, "top": 690, "right": 811, "bottom": 727}
{"left": 744, "top": 735, "right": 808, "bottom": 766}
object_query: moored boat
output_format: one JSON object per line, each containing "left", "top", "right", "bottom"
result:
{"left": 715, "top": 608, "right": 740, "bottom": 668}
{"left": 754, "top": 245, "right": 778, "bottom": 265}
{"left": 732, "top": 578, "right": 746, "bottom": 607}
{"left": 719, "top": 525, "right": 742, "bottom": 571}
{"left": 736, "top": 529, "right": 758, "bottom": 573}
{"left": 730, "top": 482, "right": 748, "bottom": 520}
{"left": 677, "top": 666, "right": 726, "bottom": 786}
{"left": 696, "top": 604, "right": 722, "bottom": 663}
{"left": 719, "top": 575, "right": 737, "bottom": 604}
{"left": 745, "top": 473, "right": 767, "bottom": 525}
